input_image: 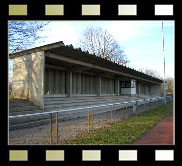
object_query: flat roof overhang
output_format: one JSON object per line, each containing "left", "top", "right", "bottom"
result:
{"left": 45, "top": 55, "right": 130, "bottom": 80}
{"left": 45, "top": 46, "right": 162, "bottom": 85}
{"left": 9, "top": 42, "right": 163, "bottom": 85}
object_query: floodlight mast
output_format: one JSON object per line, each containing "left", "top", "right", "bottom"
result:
{"left": 162, "top": 21, "right": 166, "bottom": 104}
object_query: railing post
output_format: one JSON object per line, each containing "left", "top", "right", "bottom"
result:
{"left": 110, "top": 105, "right": 113, "bottom": 124}
{"left": 136, "top": 101, "right": 138, "bottom": 115}
{"left": 145, "top": 99, "right": 148, "bottom": 111}
{"left": 49, "top": 113, "right": 52, "bottom": 144}
{"left": 56, "top": 112, "right": 59, "bottom": 144}
{"left": 92, "top": 108, "right": 94, "bottom": 130}
{"left": 125, "top": 103, "right": 128, "bottom": 118}
{"left": 88, "top": 108, "right": 90, "bottom": 132}
{"left": 146, "top": 99, "right": 148, "bottom": 111}
{"left": 113, "top": 104, "right": 115, "bottom": 121}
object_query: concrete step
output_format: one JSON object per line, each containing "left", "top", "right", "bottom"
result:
{"left": 9, "top": 102, "right": 153, "bottom": 130}
{"left": 44, "top": 101, "right": 123, "bottom": 110}
{"left": 9, "top": 102, "right": 129, "bottom": 127}
{"left": 9, "top": 98, "right": 42, "bottom": 115}
{"left": 44, "top": 96, "right": 132, "bottom": 102}
{"left": 9, "top": 105, "right": 41, "bottom": 113}
{"left": 10, "top": 106, "right": 104, "bottom": 125}
{"left": 10, "top": 118, "right": 50, "bottom": 130}
{"left": 44, "top": 97, "right": 139, "bottom": 110}
{"left": 9, "top": 105, "right": 130, "bottom": 130}
{"left": 44, "top": 99, "right": 119, "bottom": 107}
{"left": 9, "top": 98, "right": 30, "bottom": 103}
{"left": 44, "top": 96, "right": 134, "bottom": 104}
{"left": 9, "top": 103, "right": 35, "bottom": 107}
{"left": 45, "top": 98, "right": 107, "bottom": 103}
{"left": 9, "top": 99, "right": 35, "bottom": 107}
{"left": 44, "top": 97, "right": 127, "bottom": 105}
{"left": 9, "top": 109, "right": 44, "bottom": 116}
{"left": 9, "top": 96, "right": 153, "bottom": 130}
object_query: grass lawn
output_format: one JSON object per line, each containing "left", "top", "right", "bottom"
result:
{"left": 61, "top": 102, "right": 173, "bottom": 145}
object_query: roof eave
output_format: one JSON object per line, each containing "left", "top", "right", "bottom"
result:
{"left": 9, "top": 41, "right": 64, "bottom": 59}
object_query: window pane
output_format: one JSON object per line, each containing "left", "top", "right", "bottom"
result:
{"left": 126, "top": 81, "right": 131, "bottom": 88}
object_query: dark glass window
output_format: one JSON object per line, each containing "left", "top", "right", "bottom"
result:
{"left": 121, "top": 82, "right": 126, "bottom": 87}
{"left": 126, "top": 81, "right": 131, "bottom": 88}
{"left": 120, "top": 81, "right": 131, "bottom": 88}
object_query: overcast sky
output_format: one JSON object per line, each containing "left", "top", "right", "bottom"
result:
{"left": 11, "top": 21, "right": 174, "bottom": 78}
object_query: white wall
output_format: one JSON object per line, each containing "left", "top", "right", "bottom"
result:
{"left": 121, "top": 88, "right": 131, "bottom": 95}
{"left": 121, "top": 87, "right": 136, "bottom": 95}
{"left": 131, "top": 87, "right": 136, "bottom": 95}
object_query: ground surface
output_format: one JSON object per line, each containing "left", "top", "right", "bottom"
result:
{"left": 9, "top": 111, "right": 120, "bottom": 145}
{"left": 9, "top": 104, "right": 173, "bottom": 145}
{"left": 134, "top": 112, "right": 173, "bottom": 145}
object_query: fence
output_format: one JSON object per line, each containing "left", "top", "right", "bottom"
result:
{"left": 9, "top": 96, "right": 173, "bottom": 144}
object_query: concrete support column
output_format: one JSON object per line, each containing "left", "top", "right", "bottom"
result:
{"left": 146, "top": 85, "right": 149, "bottom": 95}
{"left": 66, "top": 71, "right": 72, "bottom": 97}
{"left": 77, "top": 73, "right": 81, "bottom": 94}
{"left": 61, "top": 71, "right": 65, "bottom": 94}
{"left": 149, "top": 85, "right": 151, "bottom": 95}
{"left": 139, "top": 83, "right": 140, "bottom": 96}
{"left": 72, "top": 73, "right": 76, "bottom": 94}
{"left": 55, "top": 70, "right": 60, "bottom": 94}
{"left": 49, "top": 69, "right": 53, "bottom": 94}
{"left": 88, "top": 75, "right": 91, "bottom": 94}
{"left": 96, "top": 76, "right": 101, "bottom": 96}
{"left": 114, "top": 79, "right": 120, "bottom": 95}
{"left": 110, "top": 79, "right": 112, "bottom": 94}
{"left": 90, "top": 75, "right": 93, "bottom": 94}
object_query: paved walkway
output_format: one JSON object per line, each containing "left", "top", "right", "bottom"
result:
{"left": 134, "top": 113, "right": 173, "bottom": 145}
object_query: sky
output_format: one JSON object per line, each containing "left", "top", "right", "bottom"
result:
{"left": 11, "top": 21, "right": 175, "bottom": 78}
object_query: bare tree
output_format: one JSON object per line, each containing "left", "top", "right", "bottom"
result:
{"left": 161, "top": 77, "right": 174, "bottom": 95}
{"left": 78, "top": 26, "right": 129, "bottom": 65}
{"left": 138, "top": 68, "right": 162, "bottom": 79}
{"left": 138, "top": 68, "right": 174, "bottom": 95}
{"left": 9, "top": 21, "right": 49, "bottom": 54}
{"left": 166, "top": 77, "right": 174, "bottom": 94}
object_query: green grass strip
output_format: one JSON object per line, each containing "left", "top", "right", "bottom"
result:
{"left": 61, "top": 102, "right": 173, "bottom": 145}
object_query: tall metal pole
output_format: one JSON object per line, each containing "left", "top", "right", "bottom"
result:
{"left": 162, "top": 21, "right": 166, "bottom": 104}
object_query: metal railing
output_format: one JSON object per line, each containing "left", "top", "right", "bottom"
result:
{"left": 9, "top": 96, "right": 172, "bottom": 144}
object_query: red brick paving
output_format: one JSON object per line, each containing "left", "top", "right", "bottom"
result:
{"left": 134, "top": 113, "right": 173, "bottom": 145}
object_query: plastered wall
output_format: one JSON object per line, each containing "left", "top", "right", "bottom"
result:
{"left": 12, "top": 51, "right": 45, "bottom": 108}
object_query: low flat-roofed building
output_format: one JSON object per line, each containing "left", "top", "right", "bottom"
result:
{"left": 9, "top": 41, "right": 162, "bottom": 109}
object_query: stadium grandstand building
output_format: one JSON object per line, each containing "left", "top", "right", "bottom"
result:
{"left": 9, "top": 41, "right": 162, "bottom": 110}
